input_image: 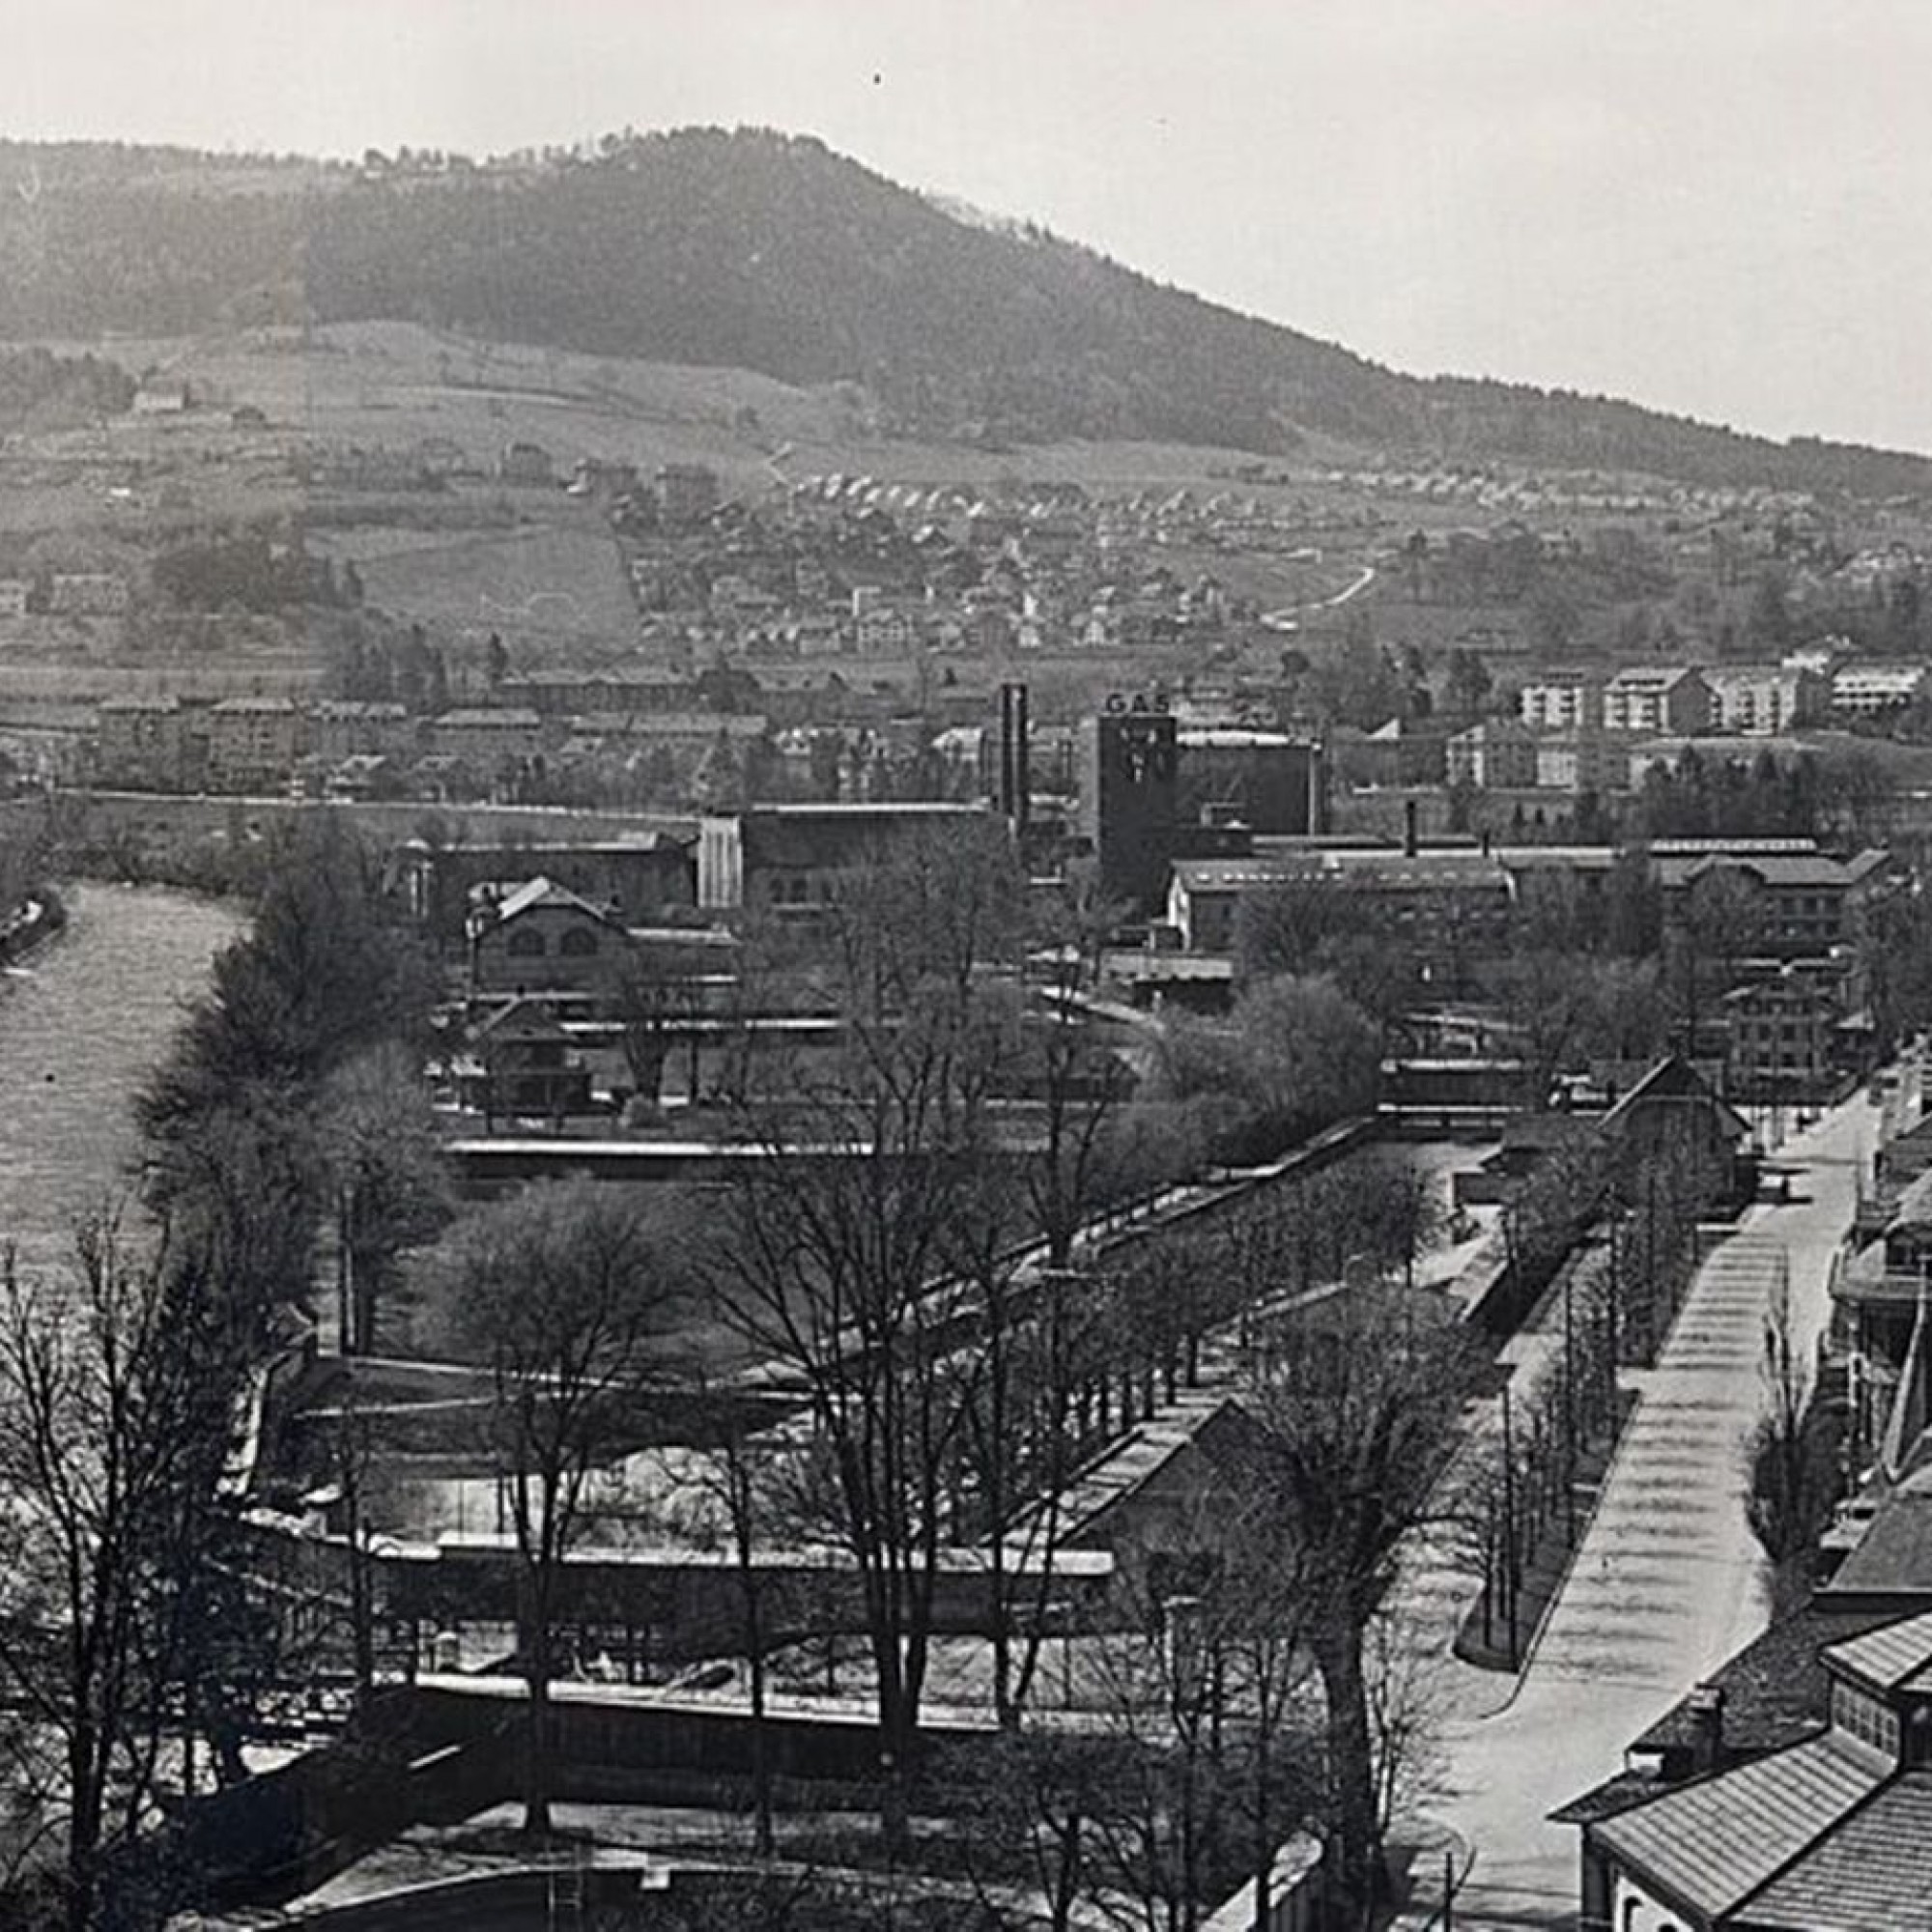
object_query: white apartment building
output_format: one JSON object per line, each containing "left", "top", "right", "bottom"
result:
{"left": 1704, "top": 665, "right": 1828, "bottom": 735}
{"left": 1518, "top": 672, "right": 1604, "bottom": 732}
{"left": 1832, "top": 663, "right": 1929, "bottom": 715}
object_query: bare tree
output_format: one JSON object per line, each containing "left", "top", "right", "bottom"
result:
{"left": 711, "top": 822, "right": 1023, "bottom": 1853}
{"left": 1744, "top": 1264, "right": 1840, "bottom": 1613}
{"left": 0, "top": 1223, "right": 248, "bottom": 1931}
{"left": 317, "top": 1042, "right": 451, "bottom": 1355}
{"left": 1235, "top": 1283, "right": 1484, "bottom": 1925}
{"left": 426, "top": 1179, "right": 680, "bottom": 1836}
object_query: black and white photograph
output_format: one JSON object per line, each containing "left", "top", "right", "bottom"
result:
{"left": 0, "top": 4, "right": 1927, "bottom": 1925}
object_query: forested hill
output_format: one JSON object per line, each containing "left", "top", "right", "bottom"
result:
{"left": 1, "top": 127, "right": 1926, "bottom": 495}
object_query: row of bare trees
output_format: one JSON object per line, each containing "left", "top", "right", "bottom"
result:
{"left": 382, "top": 824, "right": 1484, "bottom": 1927}
{"left": 0, "top": 814, "right": 1495, "bottom": 1927}
{"left": 0, "top": 816, "right": 442, "bottom": 1926}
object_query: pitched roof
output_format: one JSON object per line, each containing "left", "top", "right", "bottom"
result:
{"left": 469, "top": 996, "right": 568, "bottom": 1040}
{"left": 1822, "top": 1604, "right": 1932, "bottom": 1691}
{"left": 1732, "top": 1771, "right": 1932, "bottom": 1930}
{"left": 487, "top": 876, "right": 622, "bottom": 928}
{"left": 1600, "top": 1054, "right": 1750, "bottom": 1145}
{"left": 1825, "top": 1462, "right": 1932, "bottom": 1597}
{"left": 1630, "top": 1603, "right": 1899, "bottom": 1759}
{"left": 1591, "top": 1735, "right": 1885, "bottom": 1919}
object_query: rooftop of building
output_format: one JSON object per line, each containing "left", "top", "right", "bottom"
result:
{"left": 1626, "top": 1603, "right": 1903, "bottom": 1764}
{"left": 432, "top": 707, "right": 544, "bottom": 728}
{"left": 1590, "top": 1733, "right": 1887, "bottom": 1922}
{"left": 476, "top": 875, "right": 624, "bottom": 929}
{"left": 1605, "top": 664, "right": 1705, "bottom": 690}
{"left": 1822, "top": 1460, "right": 1932, "bottom": 1596}
{"left": 1824, "top": 1603, "right": 1932, "bottom": 1692}
{"left": 1735, "top": 1772, "right": 1932, "bottom": 1931}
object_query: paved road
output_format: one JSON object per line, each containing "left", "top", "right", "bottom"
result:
{"left": 1393, "top": 1091, "right": 1878, "bottom": 1929}
{"left": 1260, "top": 562, "right": 1378, "bottom": 630}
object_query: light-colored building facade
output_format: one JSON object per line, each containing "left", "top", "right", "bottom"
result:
{"left": 1519, "top": 671, "right": 1604, "bottom": 733}
{"left": 1446, "top": 719, "right": 1538, "bottom": 789}
{"left": 1603, "top": 666, "right": 1715, "bottom": 736}
{"left": 49, "top": 573, "right": 130, "bottom": 617}
{"left": 1704, "top": 665, "right": 1830, "bottom": 736}
{"left": 1832, "top": 663, "right": 1929, "bottom": 715}
{"left": 206, "top": 696, "right": 300, "bottom": 792}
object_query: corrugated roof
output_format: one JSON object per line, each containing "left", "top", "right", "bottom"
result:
{"left": 1823, "top": 1605, "right": 1932, "bottom": 1692}
{"left": 1734, "top": 1772, "right": 1932, "bottom": 1931}
{"left": 1593, "top": 1736, "right": 1883, "bottom": 1918}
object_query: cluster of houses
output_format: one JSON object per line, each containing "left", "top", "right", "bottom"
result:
{"left": 89, "top": 686, "right": 788, "bottom": 804}
{"left": 1431, "top": 654, "right": 1926, "bottom": 798}
{"left": 611, "top": 467, "right": 1290, "bottom": 667}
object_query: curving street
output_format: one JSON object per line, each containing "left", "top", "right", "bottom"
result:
{"left": 1391, "top": 1089, "right": 1879, "bottom": 1928}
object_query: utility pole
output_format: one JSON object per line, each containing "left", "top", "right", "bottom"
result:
{"left": 1500, "top": 1381, "right": 1520, "bottom": 1667}
{"left": 1563, "top": 1266, "right": 1577, "bottom": 1545}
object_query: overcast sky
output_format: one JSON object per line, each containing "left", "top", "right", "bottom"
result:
{"left": 6, "top": 1, "right": 1928, "bottom": 453}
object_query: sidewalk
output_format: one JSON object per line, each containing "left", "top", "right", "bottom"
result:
{"left": 1384, "top": 1091, "right": 1877, "bottom": 1929}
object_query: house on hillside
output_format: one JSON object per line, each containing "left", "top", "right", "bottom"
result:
{"left": 497, "top": 440, "right": 554, "bottom": 487}
{"left": 1603, "top": 666, "right": 1715, "bottom": 737}
{"left": 49, "top": 572, "right": 130, "bottom": 617}
{"left": 1704, "top": 665, "right": 1830, "bottom": 736}
{"left": 1519, "top": 671, "right": 1605, "bottom": 733}
{"left": 132, "top": 380, "right": 189, "bottom": 416}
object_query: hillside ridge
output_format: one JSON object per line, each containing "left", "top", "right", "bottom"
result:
{"left": 0, "top": 126, "right": 1925, "bottom": 497}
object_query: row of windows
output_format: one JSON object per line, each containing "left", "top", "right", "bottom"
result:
{"left": 1832, "top": 1681, "right": 1901, "bottom": 1758}
{"left": 502, "top": 924, "right": 602, "bottom": 958}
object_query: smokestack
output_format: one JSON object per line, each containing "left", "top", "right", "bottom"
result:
{"left": 1404, "top": 797, "right": 1420, "bottom": 859}
{"left": 998, "top": 682, "right": 1031, "bottom": 831}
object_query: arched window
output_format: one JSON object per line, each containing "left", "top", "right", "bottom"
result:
{"left": 558, "top": 927, "right": 599, "bottom": 957}
{"left": 1621, "top": 1903, "right": 1640, "bottom": 1932}
{"left": 506, "top": 926, "right": 547, "bottom": 957}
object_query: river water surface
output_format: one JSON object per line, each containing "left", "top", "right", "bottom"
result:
{"left": 0, "top": 881, "right": 242, "bottom": 1274}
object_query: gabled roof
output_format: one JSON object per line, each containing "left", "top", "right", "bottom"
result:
{"left": 1600, "top": 1054, "right": 1750, "bottom": 1147}
{"left": 469, "top": 996, "right": 568, "bottom": 1041}
{"left": 1591, "top": 1735, "right": 1885, "bottom": 1920}
{"left": 1733, "top": 1771, "right": 1932, "bottom": 1931}
{"left": 486, "top": 876, "right": 623, "bottom": 929}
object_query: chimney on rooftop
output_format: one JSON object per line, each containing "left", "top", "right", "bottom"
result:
{"left": 1685, "top": 1683, "right": 1725, "bottom": 1776}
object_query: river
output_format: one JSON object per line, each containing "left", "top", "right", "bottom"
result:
{"left": 0, "top": 881, "right": 243, "bottom": 1275}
